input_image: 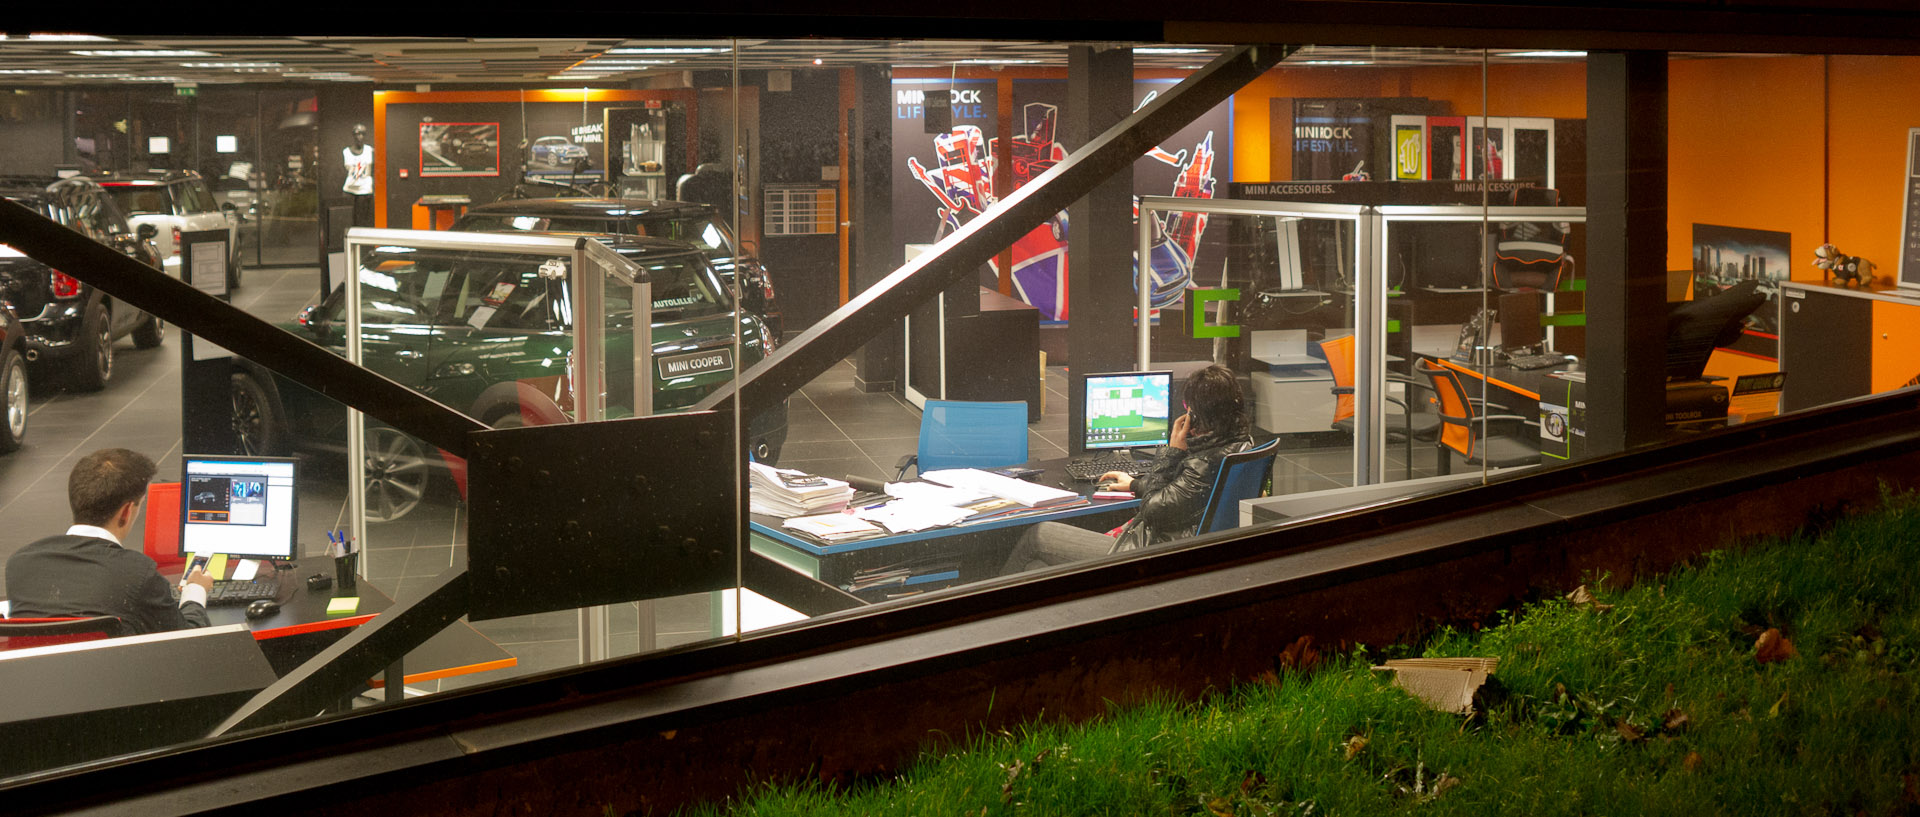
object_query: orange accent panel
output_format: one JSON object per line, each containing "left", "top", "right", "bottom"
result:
{"left": 367, "top": 657, "right": 519, "bottom": 687}
{"left": 1436, "top": 358, "right": 1540, "bottom": 401}
{"left": 1872, "top": 299, "right": 1920, "bottom": 393}
{"left": 252, "top": 613, "right": 378, "bottom": 640}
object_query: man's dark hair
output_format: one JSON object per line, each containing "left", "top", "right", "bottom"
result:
{"left": 1183, "top": 364, "right": 1248, "bottom": 440}
{"left": 69, "top": 448, "right": 156, "bottom": 526}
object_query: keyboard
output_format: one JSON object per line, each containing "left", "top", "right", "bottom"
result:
{"left": 1505, "top": 353, "right": 1572, "bottom": 371}
{"left": 1065, "top": 457, "right": 1151, "bottom": 482}
{"left": 206, "top": 579, "right": 279, "bottom": 606}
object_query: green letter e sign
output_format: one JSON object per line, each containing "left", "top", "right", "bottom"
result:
{"left": 1187, "top": 288, "right": 1241, "bottom": 338}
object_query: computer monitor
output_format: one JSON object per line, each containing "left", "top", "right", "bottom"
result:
{"left": 1499, "top": 291, "right": 1546, "bottom": 352}
{"left": 1082, "top": 371, "right": 1174, "bottom": 452}
{"left": 179, "top": 454, "right": 299, "bottom": 560}
{"left": 1666, "top": 280, "right": 1768, "bottom": 381}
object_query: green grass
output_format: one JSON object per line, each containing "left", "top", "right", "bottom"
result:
{"left": 685, "top": 490, "right": 1920, "bottom": 816}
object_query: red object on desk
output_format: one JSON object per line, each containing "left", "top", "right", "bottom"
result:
{"left": 142, "top": 482, "right": 187, "bottom": 575}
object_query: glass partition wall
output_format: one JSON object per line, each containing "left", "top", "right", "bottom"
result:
{"left": 11, "top": 34, "right": 1897, "bottom": 786}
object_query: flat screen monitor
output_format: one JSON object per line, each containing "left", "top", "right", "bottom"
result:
{"left": 1082, "top": 371, "right": 1173, "bottom": 452}
{"left": 1499, "top": 290, "right": 1546, "bottom": 352}
{"left": 179, "top": 455, "right": 299, "bottom": 560}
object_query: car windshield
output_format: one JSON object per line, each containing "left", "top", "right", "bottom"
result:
{"left": 346, "top": 250, "right": 559, "bottom": 331}
{"left": 456, "top": 212, "right": 737, "bottom": 257}
{"left": 102, "top": 186, "right": 169, "bottom": 216}
{"left": 335, "top": 248, "right": 727, "bottom": 328}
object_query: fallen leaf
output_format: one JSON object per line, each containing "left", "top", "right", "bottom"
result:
{"left": 1241, "top": 770, "right": 1268, "bottom": 794}
{"left": 1768, "top": 691, "right": 1790, "bottom": 718}
{"left": 1429, "top": 774, "right": 1460, "bottom": 800}
{"left": 1616, "top": 721, "right": 1645, "bottom": 742}
{"left": 1662, "top": 708, "right": 1691, "bottom": 732}
{"left": 1566, "top": 585, "right": 1615, "bottom": 612}
{"left": 1207, "top": 796, "right": 1235, "bottom": 817}
{"left": 1755, "top": 628, "right": 1798, "bottom": 664}
{"left": 1278, "top": 635, "right": 1319, "bottom": 673}
{"left": 1343, "top": 735, "right": 1369, "bottom": 761}
{"left": 1683, "top": 751, "right": 1703, "bottom": 771}
{"left": 1000, "top": 759, "right": 1025, "bottom": 803}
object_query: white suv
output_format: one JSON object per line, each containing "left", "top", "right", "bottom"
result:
{"left": 92, "top": 171, "right": 244, "bottom": 291}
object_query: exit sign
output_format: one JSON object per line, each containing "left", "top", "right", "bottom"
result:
{"left": 175, "top": 86, "right": 197, "bottom": 97}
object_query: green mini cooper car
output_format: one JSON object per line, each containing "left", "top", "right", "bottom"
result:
{"left": 231, "top": 236, "right": 787, "bottom": 521}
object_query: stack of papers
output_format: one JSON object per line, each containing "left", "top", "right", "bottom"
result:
{"left": 852, "top": 499, "right": 971, "bottom": 533}
{"left": 782, "top": 512, "right": 884, "bottom": 543}
{"left": 750, "top": 462, "right": 853, "bottom": 518}
{"left": 920, "top": 468, "right": 1079, "bottom": 508}
{"left": 883, "top": 480, "right": 993, "bottom": 506}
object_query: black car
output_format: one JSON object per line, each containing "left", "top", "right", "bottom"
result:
{"left": 0, "top": 176, "right": 166, "bottom": 391}
{"left": 452, "top": 197, "right": 782, "bottom": 337}
{"left": 0, "top": 302, "right": 29, "bottom": 453}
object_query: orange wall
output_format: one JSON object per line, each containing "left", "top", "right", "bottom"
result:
{"left": 1231, "top": 62, "right": 1587, "bottom": 182}
{"left": 1827, "top": 56, "right": 1920, "bottom": 271}
{"left": 1665, "top": 56, "right": 1829, "bottom": 280}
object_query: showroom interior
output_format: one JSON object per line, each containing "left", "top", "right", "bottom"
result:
{"left": 3, "top": 5, "right": 1920, "bottom": 812}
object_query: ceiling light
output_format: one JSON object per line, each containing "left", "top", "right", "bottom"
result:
{"left": 0, "top": 69, "right": 61, "bottom": 75}
{"left": 120, "top": 76, "right": 187, "bottom": 82}
{"left": 0, "top": 33, "right": 114, "bottom": 42}
{"left": 580, "top": 59, "right": 676, "bottom": 66}
{"left": 180, "top": 62, "right": 282, "bottom": 69}
{"left": 70, "top": 73, "right": 133, "bottom": 79}
{"left": 606, "top": 47, "right": 728, "bottom": 55}
{"left": 813, "top": 58, "right": 823, "bottom": 65}
{"left": 70, "top": 49, "right": 216, "bottom": 57}
{"left": 1506, "top": 50, "right": 1587, "bottom": 58}
{"left": 1295, "top": 60, "right": 1373, "bottom": 66}
{"left": 955, "top": 58, "right": 1040, "bottom": 64}
{"left": 1133, "top": 47, "right": 1207, "bottom": 54}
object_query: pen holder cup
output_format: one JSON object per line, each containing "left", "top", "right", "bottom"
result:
{"left": 334, "top": 553, "right": 358, "bottom": 593}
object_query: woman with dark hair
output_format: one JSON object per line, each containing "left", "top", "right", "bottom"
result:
{"left": 1000, "top": 364, "right": 1256, "bottom": 574}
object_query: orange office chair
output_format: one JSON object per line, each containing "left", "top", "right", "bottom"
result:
{"left": 1320, "top": 334, "right": 1440, "bottom": 479}
{"left": 0, "top": 616, "right": 123, "bottom": 651}
{"left": 1414, "top": 359, "right": 1543, "bottom": 474}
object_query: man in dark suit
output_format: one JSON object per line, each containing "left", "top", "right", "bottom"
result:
{"left": 6, "top": 449, "right": 213, "bottom": 635}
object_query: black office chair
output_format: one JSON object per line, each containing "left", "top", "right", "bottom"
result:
{"left": 1490, "top": 187, "right": 1572, "bottom": 292}
{"left": 1415, "top": 359, "right": 1542, "bottom": 474}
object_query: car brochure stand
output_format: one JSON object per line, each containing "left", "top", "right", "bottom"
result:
{"left": 180, "top": 228, "right": 241, "bottom": 455}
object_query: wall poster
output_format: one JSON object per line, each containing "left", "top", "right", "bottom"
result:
{"left": 1692, "top": 222, "right": 1789, "bottom": 360}
{"left": 419, "top": 122, "right": 500, "bottom": 177}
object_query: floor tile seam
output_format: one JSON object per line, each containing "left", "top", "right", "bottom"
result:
{"left": 0, "top": 342, "right": 186, "bottom": 518}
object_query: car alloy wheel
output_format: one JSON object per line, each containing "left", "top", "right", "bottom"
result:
{"left": 363, "top": 426, "right": 430, "bottom": 523}
{"left": 229, "top": 373, "right": 280, "bottom": 456}
{"left": 0, "top": 354, "right": 25, "bottom": 452}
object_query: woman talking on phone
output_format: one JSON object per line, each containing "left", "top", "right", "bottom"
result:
{"left": 1000, "top": 364, "right": 1256, "bottom": 575}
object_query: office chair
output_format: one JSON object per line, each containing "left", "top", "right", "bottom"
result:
{"left": 1490, "top": 187, "right": 1572, "bottom": 292}
{"left": 142, "top": 482, "right": 188, "bottom": 575}
{"left": 1320, "top": 334, "right": 1440, "bottom": 480}
{"left": 1195, "top": 439, "right": 1282, "bottom": 535}
{"left": 0, "top": 616, "right": 123, "bottom": 651}
{"left": 894, "top": 400, "right": 1029, "bottom": 480}
{"left": 1414, "top": 359, "right": 1543, "bottom": 474}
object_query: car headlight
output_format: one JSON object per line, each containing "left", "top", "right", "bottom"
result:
{"left": 434, "top": 362, "right": 477, "bottom": 378}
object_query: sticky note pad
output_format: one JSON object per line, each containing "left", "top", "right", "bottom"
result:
{"left": 326, "top": 597, "right": 361, "bottom": 615}
{"left": 207, "top": 554, "right": 230, "bottom": 579}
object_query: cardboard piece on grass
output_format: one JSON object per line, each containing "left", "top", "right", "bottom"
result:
{"left": 1372, "top": 657, "right": 1500, "bottom": 714}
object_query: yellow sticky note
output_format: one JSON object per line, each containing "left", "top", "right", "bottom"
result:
{"left": 206, "top": 554, "right": 229, "bottom": 579}
{"left": 326, "top": 597, "right": 361, "bottom": 615}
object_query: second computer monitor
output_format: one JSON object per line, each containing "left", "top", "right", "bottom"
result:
{"left": 1083, "top": 371, "right": 1174, "bottom": 452}
{"left": 1499, "top": 290, "right": 1546, "bottom": 352}
{"left": 180, "top": 454, "right": 299, "bottom": 560}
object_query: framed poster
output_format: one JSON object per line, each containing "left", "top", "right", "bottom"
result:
{"left": 419, "top": 122, "right": 499, "bottom": 177}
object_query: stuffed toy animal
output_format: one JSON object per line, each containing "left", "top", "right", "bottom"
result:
{"left": 1812, "top": 243, "right": 1875, "bottom": 288}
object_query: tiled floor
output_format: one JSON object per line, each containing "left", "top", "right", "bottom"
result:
{"left": 0, "top": 262, "right": 1464, "bottom": 695}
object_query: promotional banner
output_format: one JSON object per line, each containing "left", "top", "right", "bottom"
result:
{"left": 891, "top": 76, "right": 1232, "bottom": 321}
{"left": 419, "top": 122, "right": 500, "bottom": 177}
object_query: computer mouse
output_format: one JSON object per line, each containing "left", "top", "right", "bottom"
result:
{"left": 246, "top": 599, "right": 281, "bottom": 620}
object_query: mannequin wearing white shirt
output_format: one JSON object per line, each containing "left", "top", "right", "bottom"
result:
{"left": 344, "top": 124, "right": 375, "bottom": 227}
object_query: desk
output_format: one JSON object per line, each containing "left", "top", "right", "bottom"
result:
{"left": 1431, "top": 356, "right": 1588, "bottom": 461}
{"left": 208, "top": 563, "right": 515, "bottom": 689}
{"left": 751, "top": 462, "right": 1140, "bottom": 602}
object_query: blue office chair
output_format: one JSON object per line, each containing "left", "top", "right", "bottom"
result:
{"left": 1194, "top": 438, "right": 1282, "bottom": 535}
{"left": 894, "top": 400, "right": 1030, "bottom": 480}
